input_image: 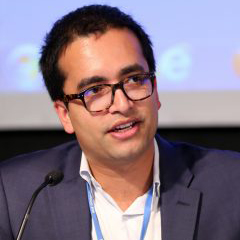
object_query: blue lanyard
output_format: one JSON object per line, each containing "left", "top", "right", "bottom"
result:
{"left": 86, "top": 182, "right": 153, "bottom": 240}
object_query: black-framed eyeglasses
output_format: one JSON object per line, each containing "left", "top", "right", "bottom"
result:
{"left": 62, "top": 72, "right": 155, "bottom": 112}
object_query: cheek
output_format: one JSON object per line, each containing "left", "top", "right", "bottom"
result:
{"left": 71, "top": 114, "right": 100, "bottom": 148}
{"left": 68, "top": 107, "right": 90, "bottom": 132}
{"left": 69, "top": 107, "right": 104, "bottom": 138}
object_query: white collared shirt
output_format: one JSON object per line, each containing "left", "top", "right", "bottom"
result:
{"left": 80, "top": 139, "right": 162, "bottom": 240}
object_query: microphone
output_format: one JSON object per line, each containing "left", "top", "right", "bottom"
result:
{"left": 16, "top": 170, "right": 64, "bottom": 240}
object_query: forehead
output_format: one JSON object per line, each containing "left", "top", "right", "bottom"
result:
{"left": 58, "top": 28, "right": 148, "bottom": 91}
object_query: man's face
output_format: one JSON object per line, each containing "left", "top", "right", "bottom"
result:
{"left": 56, "top": 28, "right": 161, "bottom": 164}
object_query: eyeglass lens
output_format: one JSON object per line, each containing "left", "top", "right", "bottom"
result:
{"left": 85, "top": 75, "right": 153, "bottom": 112}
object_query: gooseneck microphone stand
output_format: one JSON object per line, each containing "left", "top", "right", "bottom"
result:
{"left": 16, "top": 171, "right": 64, "bottom": 240}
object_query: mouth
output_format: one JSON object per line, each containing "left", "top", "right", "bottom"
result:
{"left": 109, "top": 121, "right": 139, "bottom": 133}
{"left": 107, "top": 119, "right": 142, "bottom": 140}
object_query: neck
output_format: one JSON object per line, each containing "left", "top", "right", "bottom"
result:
{"left": 87, "top": 144, "right": 154, "bottom": 211}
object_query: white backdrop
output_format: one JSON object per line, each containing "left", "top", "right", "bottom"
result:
{"left": 0, "top": 0, "right": 240, "bottom": 129}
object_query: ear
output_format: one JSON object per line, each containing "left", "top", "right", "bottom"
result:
{"left": 54, "top": 101, "right": 74, "bottom": 134}
{"left": 154, "top": 77, "right": 161, "bottom": 110}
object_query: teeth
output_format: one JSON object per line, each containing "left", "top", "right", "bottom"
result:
{"left": 115, "top": 122, "right": 134, "bottom": 131}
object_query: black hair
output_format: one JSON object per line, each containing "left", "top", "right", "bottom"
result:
{"left": 39, "top": 4, "right": 155, "bottom": 101}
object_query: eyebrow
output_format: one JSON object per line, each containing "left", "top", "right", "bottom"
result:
{"left": 76, "top": 63, "right": 145, "bottom": 91}
{"left": 118, "top": 64, "right": 145, "bottom": 77}
{"left": 77, "top": 76, "right": 107, "bottom": 91}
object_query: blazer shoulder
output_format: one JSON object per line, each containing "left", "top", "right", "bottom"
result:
{"left": 155, "top": 134, "right": 240, "bottom": 176}
{"left": 173, "top": 141, "right": 240, "bottom": 185}
{"left": 175, "top": 140, "right": 240, "bottom": 168}
{"left": 0, "top": 140, "right": 81, "bottom": 184}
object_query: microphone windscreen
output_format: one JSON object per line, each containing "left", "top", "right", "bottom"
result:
{"left": 45, "top": 170, "right": 64, "bottom": 186}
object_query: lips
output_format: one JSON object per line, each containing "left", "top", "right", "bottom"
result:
{"left": 108, "top": 119, "right": 141, "bottom": 133}
{"left": 112, "top": 121, "right": 136, "bottom": 132}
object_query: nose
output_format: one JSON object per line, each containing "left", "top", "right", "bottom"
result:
{"left": 108, "top": 89, "right": 133, "bottom": 114}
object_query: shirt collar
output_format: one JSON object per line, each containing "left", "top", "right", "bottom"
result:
{"left": 79, "top": 152, "right": 100, "bottom": 196}
{"left": 153, "top": 138, "right": 161, "bottom": 197}
{"left": 79, "top": 152, "right": 92, "bottom": 184}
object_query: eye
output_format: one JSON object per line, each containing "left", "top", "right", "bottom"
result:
{"left": 127, "top": 74, "right": 148, "bottom": 85}
{"left": 84, "top": 85, "right": 109, "bottom": 97}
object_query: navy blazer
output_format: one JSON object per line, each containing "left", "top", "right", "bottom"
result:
{"left": 1, "top": 135, "right": 240, "bottom": 240}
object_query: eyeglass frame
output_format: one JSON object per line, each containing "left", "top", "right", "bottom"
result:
{"left": 62, "top": 72, "right": 156, "bottom": 112}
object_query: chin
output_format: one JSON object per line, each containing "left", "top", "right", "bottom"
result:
{"left": 107, "top": 141, "right": 149, "bottom": 162}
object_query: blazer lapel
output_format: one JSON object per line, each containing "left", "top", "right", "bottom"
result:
{"left": 45, "top": 143, "right": 91, "bottom": 240}
{"left": 48, "top": 176, "right": 91, "bottom": 240}
{"left": 161, "top": 183, "right": 201, "bottom": 240}
{"left": 156, "top": 135, "right": 201, "bottom": 240}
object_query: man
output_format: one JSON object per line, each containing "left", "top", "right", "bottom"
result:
{"left": 0, "top": 4, "right": 240, "bottom": 240}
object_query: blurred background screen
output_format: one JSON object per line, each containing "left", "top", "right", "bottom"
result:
{"left": 1, "top": 0, "right": 239, "bottom": 129}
